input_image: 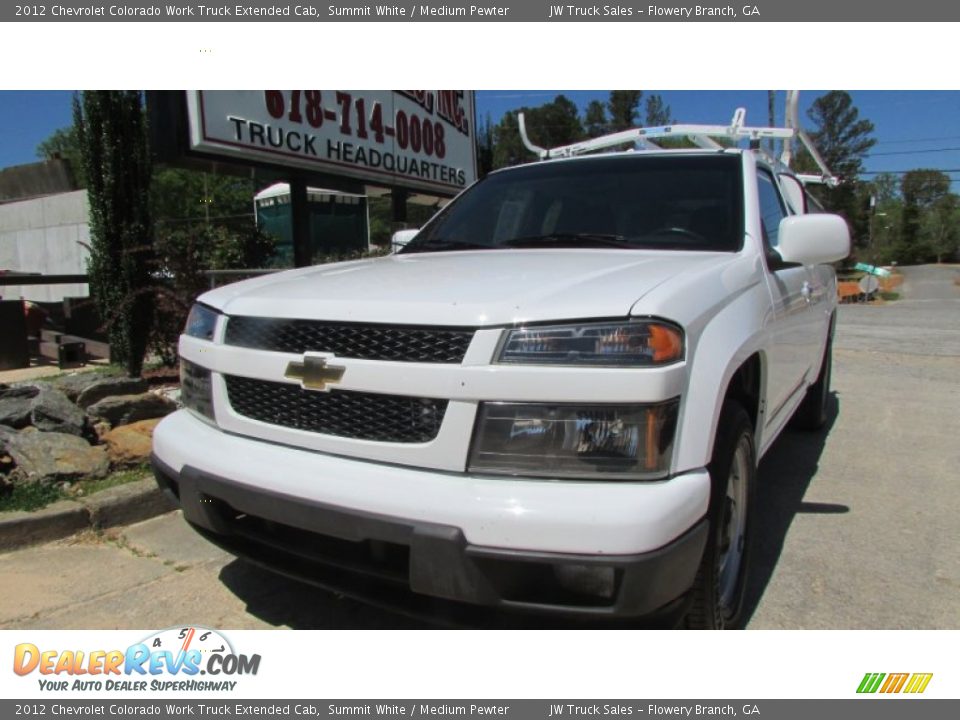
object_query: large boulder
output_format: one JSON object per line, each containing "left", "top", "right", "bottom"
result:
{"left": 30, "top": 387, "right": 87, "bottom": 436}
{"left": 0, "top": 424, "right": 16, "bottom": 451}
{"left": 0, "top": 385, "right": 40, "bottom": 429}
{"left": 0, "top": 385, "right": 85, "bottom": 436}
{"left": 3, "top": 427, "right": 108, "bottom": 485}
{"left": 0, "top": 385, "right": 40, "bottom": 400}
{"left": 76, "top": 377, "right": 149, "bottom": 409}
{"left": 101, "top": 418, "right": 161, "bottom": 466}
{"left": 86, "top": 393, "right": 177, "bottom": 428}
{"left": 0, "top": 426, "right": 15, "bottom": 479}
{"left": 50, "top": 373, "right": 116, "bottom": 403}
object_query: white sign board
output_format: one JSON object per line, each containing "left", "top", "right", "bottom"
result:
{"left": 186, "top": 90, "right": 476, "bottom": 196}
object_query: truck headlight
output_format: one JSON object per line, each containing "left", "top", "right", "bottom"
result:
{"left": 180, "top": 359, "right": 215, "bottom": 423}
{"left": 497, "top": 320, "right": 683, "bottom": 366}
{"left": 468, "top": 400, "right": 678, "bottom": 480}
{"left": 184, "top": 303, "right": 220, "bottom": 341}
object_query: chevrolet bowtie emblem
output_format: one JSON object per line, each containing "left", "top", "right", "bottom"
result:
{"left": 284, "top": 355, "right": 345, "bottom": 391}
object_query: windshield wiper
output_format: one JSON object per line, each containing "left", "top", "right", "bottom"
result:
{"left": 502, "top": 233, "right": 634, "bottom": 249}
{"left": 401, "top": 239, "right": 492, "bottom": 254}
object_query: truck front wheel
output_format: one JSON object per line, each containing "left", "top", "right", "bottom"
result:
{"left": 684, "top": 401, "right": 756, "bottom": 629}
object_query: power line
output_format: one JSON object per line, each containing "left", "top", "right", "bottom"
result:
{"left": 860, "top": 169, "right": 960, "bottom": 174}
{"left": 867, "top": 147, "right": 960, "bottom": 157}
{"left": 873, "top": 134, "right": 960, "bottom": 146}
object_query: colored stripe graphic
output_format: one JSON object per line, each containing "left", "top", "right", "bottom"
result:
{"left": 857, "top": 673, "right": 885, "bottom": 693}
{"left": 880, "top": 673, "right": 909, "bottom": 693}
{"left": 903, "top": 673, "right": 934, "bottom": 694}
{"left": 857, "top": 672, "right": 933, "bottom": 694}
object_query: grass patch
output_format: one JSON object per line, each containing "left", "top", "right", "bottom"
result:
{"left": 0, "top": 463, "right": 151, "bottom": 514}
{"left": 75, "top": 464, "right": 151, "bottom": 497}
{"left": 0, "top": 482, "right": 65, "bottom": 513}
{"left": 880, "top": 291, "right": 901, "bottom": 301}
{"left": 33, "top": 364, "right": 123, "bottom": 385}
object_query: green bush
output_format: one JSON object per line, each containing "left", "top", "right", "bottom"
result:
{"left": 150, "top": 223, "right": 275, "bottom": 365}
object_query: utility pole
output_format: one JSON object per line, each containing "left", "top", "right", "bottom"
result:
{"left": 767, "top": 90, "right": 776, "bottom": 154}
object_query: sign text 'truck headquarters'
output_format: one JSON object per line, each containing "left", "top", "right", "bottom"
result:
{"left": 188, "top": 90, "right": 477, "bottom": 195}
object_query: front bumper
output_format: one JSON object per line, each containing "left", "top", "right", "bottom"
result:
{"left": 153, "top": 454, "right": 707, "bottom": 619}
{"left": 152, "top": 410, "right": 711, "bottom": 619}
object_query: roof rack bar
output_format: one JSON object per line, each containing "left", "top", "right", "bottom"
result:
{"left": 691, "top": 135, "right": 724, "bottom": 150}
{"left": 796, "top": 129, "right": 839, "bottom": 187}
{"left": 517, "top": 112, "right": 547, "bottom": 159}
{"left": 519, "top": 112, "right": 796, "bottom": 160}
{"left": 781, "top": 89, "right": 800, "bottom": 166}
{"left": 518, "top": 95, "right": 840, "bottom": 187}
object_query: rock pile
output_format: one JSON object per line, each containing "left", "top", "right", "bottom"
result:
{"left": 0, "top": 373, "right": 177, "bottom": 489}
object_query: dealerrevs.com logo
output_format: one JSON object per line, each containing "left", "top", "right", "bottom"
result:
{"left": 13, "top": 627, "right": 260, "bottom": 692}
{"left": 857, "top": 673, "right": 933, "bottom": 694}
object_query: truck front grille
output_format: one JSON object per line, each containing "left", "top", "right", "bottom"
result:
{"left": 224, "top": 316, "right": 475, "bottom": 363}
{"left": 224, "top": 375, "right": 447, "bottom": 443}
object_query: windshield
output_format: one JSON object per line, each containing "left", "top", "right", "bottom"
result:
{"left": 402, "top": 154, "right": 744, "bottom": 254}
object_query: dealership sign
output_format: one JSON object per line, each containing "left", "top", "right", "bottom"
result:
{"left": 187, "top": 90, "right": 476, "bottom": 195}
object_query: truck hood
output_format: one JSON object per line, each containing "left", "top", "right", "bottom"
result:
{"left": 201, "top": 249, "right": 737, "bottom": 327}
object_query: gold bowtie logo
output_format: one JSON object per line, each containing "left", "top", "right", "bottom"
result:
{"left": 284, "top": 355, "right": 345, "bottom": 391}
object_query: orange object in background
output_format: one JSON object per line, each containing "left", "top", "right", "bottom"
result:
{"left": 23, "top": 300, "right": 48, "bottom": 337}
{"left": 880, "top": 274, "right": 903, "bottom": 292}
{"left": 837, "top": 281, "right": 862, "bottom": 303}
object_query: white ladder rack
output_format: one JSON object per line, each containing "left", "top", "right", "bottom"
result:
{"left": 518, "top": 91, "right": 838, "bottom": 187}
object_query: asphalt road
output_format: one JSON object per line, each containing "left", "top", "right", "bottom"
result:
{"left": 1, "top": 265, "right": 958, "bottom": 630}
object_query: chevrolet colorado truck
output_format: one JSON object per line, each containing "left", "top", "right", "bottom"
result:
{"left": 152, "top": 118, "right": 850, "bottom": 629}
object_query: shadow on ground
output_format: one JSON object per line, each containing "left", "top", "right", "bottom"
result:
{"left": 216, "top": 396, "right": 843, "bottom": 630}
{"left": 739, "top": 391, "right": 847, "bottom": 625}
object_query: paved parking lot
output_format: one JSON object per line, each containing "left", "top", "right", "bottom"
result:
{"left": 747, "top": 264, "right": 960, "bottom": 628}
{"left": 1, "top": 265, "right": 957, "bottom": 629}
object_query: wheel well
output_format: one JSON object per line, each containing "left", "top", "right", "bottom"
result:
{"left": 724, "top": 353, "right": 762, "bottom": 431}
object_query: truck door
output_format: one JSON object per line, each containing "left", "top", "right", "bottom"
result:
{"left": 757, "top": 169, "right": 819, "bottom": 432}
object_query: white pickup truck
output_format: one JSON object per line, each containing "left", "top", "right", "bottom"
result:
{"left": 152, "top": 116, "right": 849, "bottom": 629}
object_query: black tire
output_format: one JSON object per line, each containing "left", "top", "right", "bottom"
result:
{"left": 792, "top": 334, "right": 833, "bottom": 432}
{"left": 684, "top": 400, "right": 756, "bottom": 630}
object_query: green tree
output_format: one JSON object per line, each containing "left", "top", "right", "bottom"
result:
{"left": 607, "top": 91, "right": 642, "bottom": 131}
{"left": 866, "top": 173, "right": 902, "bottom": 264}
{"left": 644, "top": 94, "right": 672, "bottom": 126}
{"left": 492, "top": 95, "right": 585, "bottom": 169}
{"left": 149, "top": 166, "right": 277, "bottom": 363}
{"left": 475, "top": 113, "right": 495, "bottom": 178}
{"left": 536, "top": 94, "right": 584, "bottom": 146}
{"left": 871, "top": 172, "right": 900, "bottom": 206}
{"left": 36, "top": 124, "right": 85, "bottom": 187}
{"left": 74, "top": 91, "right": 154, "bottom": 377}
{"left": 799, "top": 91, "right": 877, "bottom": 247}
{"left": 491, "top": 111, "right": 526, "bottom": 169}
{"left": 898, "top": 169, "right": 952, "bottom": 263}
{"left": 584, "top": 100, "right": 608, "bottom": 138}
{"left": 806, "top": 91, "right": 876, "bottom": 178}
{"left": 921, "top": 195, "right": 958, "bottom": 263}
{"left": 367, "top": 196, "right": 438, "bottom": 245}
{"left": 150, "top": 221, "right": 274, "bottom": 364}
{"left": 151, "top": 167, "right": 257, "bottom": 223}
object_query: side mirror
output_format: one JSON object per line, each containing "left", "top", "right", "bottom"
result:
{"left": 390, "top": 229, "right": 419, "bottom": 254}
{"left": 776, "top": 214, "right": 850, "bottom": 266}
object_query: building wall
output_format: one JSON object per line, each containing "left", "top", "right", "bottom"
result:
{"left": 0, "top": 190, "right": 90, "bottom": 302}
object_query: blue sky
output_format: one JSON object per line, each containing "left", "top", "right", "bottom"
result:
{"left": 3, "top": 90, "right": 959, "bottom": 186}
